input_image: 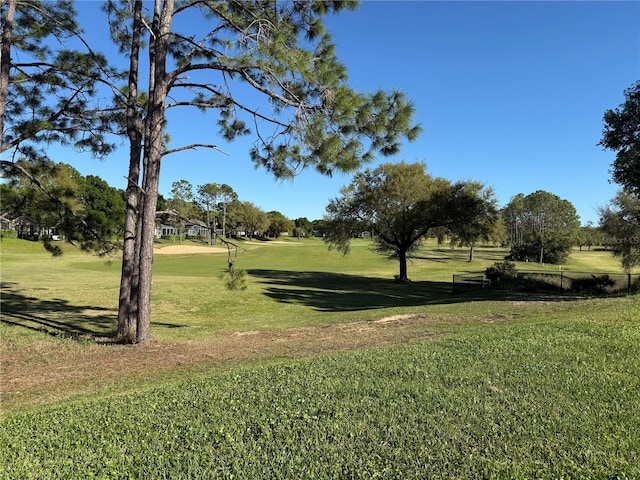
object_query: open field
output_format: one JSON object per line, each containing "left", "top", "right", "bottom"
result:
{"left": 1, "top": 237, "right": 639, "bottom": 478}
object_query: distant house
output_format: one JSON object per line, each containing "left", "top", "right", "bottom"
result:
{"left": 155, "top": 224, "right": 178, "bottom": 238}
{"left": 184, "top": 222, "right": 209, "bottom": 237}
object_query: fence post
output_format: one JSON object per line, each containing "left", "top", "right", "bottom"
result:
{"left": 628, "top": 273, "right": 632, "bottom": 295}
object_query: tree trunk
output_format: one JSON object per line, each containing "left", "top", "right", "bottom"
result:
{"left": 468, "top": 244, "right": 475, "bottom": 262}
{"left": 117, "top": 0, "right": 143, "bottom": 343}
{"left": 398, "top": 249, "right": 409, "bottom": 281}
{"left": 0, "top": 0, "right": 15, "bottom": 144}
{"left": 222, "top": 204, "right": 227, "bottom": 240}
{"left": 135, "top": 0, "right": 174, "bottom": 344}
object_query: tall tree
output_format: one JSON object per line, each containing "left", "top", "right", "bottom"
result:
{"left": 196, "top": 182, "right": 221, "bottom": 245}
{"left": 503, "top": 190, "right": 580, "bottom": 264}
{"left": 104, "top": 0, "right": 146, "bottom": 343}
{"left": 116, "top": 0, "right": 421, "bottom": 342}
{"left": 1, "top": 0, "right": 123, "bottom": 262}
{"left": 599, "top": 80, "right": 640, "bottom": 196}
{"left": 195, "top": 182, "right": 238, "bottom": 244}
{"left": 217, "top": 184, "right": 237, "bottom": 241}
{"left": 323, "top": 162, "right": 497, "bottom": 281}
{"left": 167, "top": 179, "right": 195, "bottom": 240}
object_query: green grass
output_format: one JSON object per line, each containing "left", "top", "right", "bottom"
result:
{"left": 2, "top": 308, "right": 639, "bottom": 479}
{"left": 1, "top": 237, "right": 639, "bottom": 478}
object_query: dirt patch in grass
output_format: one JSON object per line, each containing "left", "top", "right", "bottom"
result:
{"left": 1, "top": 314, "right": 447, "bottom": 413}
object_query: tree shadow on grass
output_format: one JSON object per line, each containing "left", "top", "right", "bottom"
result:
{"left": 247, "top": 269, "right": 584, "bottom": 312}
{"left": 1, "top": 281, "right": 119, "bottom": 340}
{"left": 1, "top": 282, "right": 187, "bottom": 341}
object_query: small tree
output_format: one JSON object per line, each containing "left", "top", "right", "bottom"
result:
{"left": 324, "top": 162, "right": 498, "bottom": 281}
{"left": 196, "top": 183, "right": 220, "bottom": 245}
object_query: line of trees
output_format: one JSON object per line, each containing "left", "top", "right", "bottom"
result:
{"left": 1, "top": 165, "right": 322, "bottom": 243}
{"left": 1, "top": 158, "right": 125, "bottom": 253}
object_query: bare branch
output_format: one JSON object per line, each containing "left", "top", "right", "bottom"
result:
{"left": 161, "top": 143, "right": 229, "bottom": 157}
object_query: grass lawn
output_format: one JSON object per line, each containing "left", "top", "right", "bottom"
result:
{"left": 1, "top": 237, "right": 639, "bottom": 478}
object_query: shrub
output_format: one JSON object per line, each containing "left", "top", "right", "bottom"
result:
{"left": 485, "top": 260, "right": 517, "bottom": 283}
{"left": 571, "top": 274, "right": 616, "bottom": 295}
{"left": 0, "top": 229, "right": 18, "bottom": 239}
{"left": 221, "top": 264, "right": 248, "bottom": 290}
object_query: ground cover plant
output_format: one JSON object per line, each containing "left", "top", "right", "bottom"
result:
{"left": 1, "top": 237, "right": 639, "bottom": 478}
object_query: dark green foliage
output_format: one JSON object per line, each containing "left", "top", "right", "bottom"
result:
{"left": 599, "top": 80, "right": 640, "bottom": 196}
{"left": 600, "top": 190, "right": 640, "bottom": 271}
{"left": 503, "top": 190, "right": 580, "bottom": 264}
{"left": 324, "top": 162, "right": 498, "bottom": 281}
{"left": 1, "top": 158, "right": 124, "bottom": 253}
{"left": 485, "top": 260, "right": 517, "bottom": 283}
{"left": 2, "top": 0, "right": 120, "bottom": 159}
{"left": 571, "top": 274, "right": 616, "bottom": 295}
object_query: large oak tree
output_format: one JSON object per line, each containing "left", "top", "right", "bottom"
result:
{"left": 323, "top": 161, "right": 498, "bottom": 281}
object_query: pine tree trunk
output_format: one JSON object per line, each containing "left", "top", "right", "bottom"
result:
{"left": 0, "top": 0, "right": 16, "bottom": 144}
{"left": 117, "top": 0, "right": 143, "bottom": 343}
{"left": 135, "top": 0, "right": 174, "bottom": 344}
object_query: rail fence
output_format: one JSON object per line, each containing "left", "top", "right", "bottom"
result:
{"left": 452, "top": 271, "right": 640, "bottom": 296}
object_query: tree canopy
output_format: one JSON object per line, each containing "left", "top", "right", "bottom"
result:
{"left": 599, "top": 80, "right": 640, "bottom": 196}
{"left": 1, "top": 158, "right": 124, "bottom": 251}
{"left": 323, "top": 161, "right": 498, "bottom": 281}
{"left": 502, "top": 190, "right": 580, "bottom": 264}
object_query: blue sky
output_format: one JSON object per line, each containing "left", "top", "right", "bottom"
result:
{"left": 60, "top": 1, "right": 640, "bottom": 224}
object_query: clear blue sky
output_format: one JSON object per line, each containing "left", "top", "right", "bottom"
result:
{"left": 62, "top": 1, "right": 640, "bottom": 224}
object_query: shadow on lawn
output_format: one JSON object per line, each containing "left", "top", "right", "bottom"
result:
{"left": 248, "top": 269, "right": 583, "bottom": 312}
{"left": 1, "top": 282, "right": 187, "bottom": 340}
{"left": 0, "top": 281, "right": 117, "bottom": 339}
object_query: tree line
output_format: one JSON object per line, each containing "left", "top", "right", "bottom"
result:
{"left": 1, "top": 156, "right": 618, "bottom": 272}
{"left": 159, "top": 179, "right": 319, "bottom": 241}
{"left": 1, "top": 0, "right": 638, "bottom": 344}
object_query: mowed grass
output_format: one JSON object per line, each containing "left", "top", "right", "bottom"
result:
{"left": 1, "top": 237, "right": 639, "bottom": 478}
